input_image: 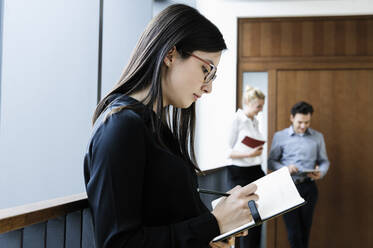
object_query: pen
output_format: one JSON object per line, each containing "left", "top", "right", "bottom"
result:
{"left": 197, "top": 188, "right": 230, "bottom": 197}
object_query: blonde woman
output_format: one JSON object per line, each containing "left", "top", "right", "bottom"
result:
{"left": 225, "top": 85, "right": 265, "bottom": 248}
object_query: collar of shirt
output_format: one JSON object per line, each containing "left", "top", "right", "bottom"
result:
{"left": 237, "top": 109, "right": 258, "bottom": 127}
{"left": 287, "top": 125, "right": 313, "bottom": 136}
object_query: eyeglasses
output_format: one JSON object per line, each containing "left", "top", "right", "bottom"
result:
{"left": 187, "top": 53, "right": 217, "bottom": 84}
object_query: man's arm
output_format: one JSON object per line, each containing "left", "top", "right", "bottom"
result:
{"left": 316, "top": 133, "right": 330, "bottom": 177}
{"left": 268, "top": 132, "right": 284, "bottom": 171}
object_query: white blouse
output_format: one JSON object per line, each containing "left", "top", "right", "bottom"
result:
{"left": 225, "top": 109, "right": 264, "bottom": 167}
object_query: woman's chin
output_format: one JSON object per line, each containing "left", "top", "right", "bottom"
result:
{"left": 172, "top": 101, "right": 193, "bottom": 109}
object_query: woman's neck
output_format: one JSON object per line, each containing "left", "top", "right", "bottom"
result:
{"left": 129, "top": 86, "right": 159, "bottom": 112}
{"left": 243, "top": 108, "right": 254, "bottom": 120}
{"left": 129, "top": 89, "right": 147, "bottom": 103}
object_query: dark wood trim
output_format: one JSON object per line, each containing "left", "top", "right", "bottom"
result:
{"left": 239, "top": 56, "right": 373, "bottom": 63}
{"left": 267, "top": 69, "right": 277, "bottom": 152}
{"left": 0, "top": 193, "right": 88, "bottom": 234}
{"left": 236, "top": 66, "right": 243, "bottom": 109}
{"left": 239, "top": 61, "right": 373, "bottom": 71}
{"left": 266, "top": 69, "right": 277, "bottom": 247}
{"left": 239, "top": 15, "right": 373, "bottom": 23}
{"left": 96, "top": 0, "right": 104, "bottom": 103}
{"left": 236, "top": 18, "right": 241, "bottom": 110}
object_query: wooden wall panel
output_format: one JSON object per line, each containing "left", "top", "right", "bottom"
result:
{"left": 0, "top": 208, "right": 97, "bottom": 248}
{"left": 0, "top": 229, "right": 22, "bottom": 248}
{"left": 368, "top": 20, "right": 373, "bottom": 55}
{"left": 345, "top": 20, "right": 357, "bottom": 55}
{"left": 46, "top": 216, "right": 65, "bottom": 248}
{"left": 65, "top": 211, "right": 82, "bottom": 248}
{"left": 356, "top": 19, "right": 367, "bottom": 55}
{"left": 280, "top": 22, "right": 292, "bottom": 56}
{"left": 23, "top": 222, "right": 46, "bottom": 248}
{"left": 82, "top": 208, "right": 96, "bottom": 248}
{"left": 313, "top": 21, "right": 324, "bottom": 56}
{"left": 239, "top": 16, "right": 373, "bottom": 58}
{"left": 324, "top": 21, "right": 335, "bottom": 56}
{"left": 241, "top": 22, "right": 261, "bottom": 57}
{"left": 261, "top": 22, "right": 273, "bottom": 56}
{"left": 302, "top": 21, "right": 314, "bottom": 56}
{"left": 275, "top": 69, "right": 373, "bottom": 247}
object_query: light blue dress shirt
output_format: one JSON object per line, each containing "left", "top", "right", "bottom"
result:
{"left": 268, "top": 126, "right": 330, "bottom": 181}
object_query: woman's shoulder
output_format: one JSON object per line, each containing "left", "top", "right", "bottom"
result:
{"left": 235, "top": 108, "right": 256, "bottom": 124}
{"left": 92, "top": 95, "right": 149, "bottom": 136}
{"left": 233, "top": 108, "right": 244, "bottom": 120}
{"left": 108, "top": 106, "right": 144, "bottom": 124}
{"left": 104, "top": 106, "right": 146, "bottom": 131}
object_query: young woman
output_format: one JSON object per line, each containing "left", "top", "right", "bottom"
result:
{"left": 225, "top": 85, "right": 266, "bottom": 248}
{"left": 84, "top": 4, "right": 258, "bottom": 248}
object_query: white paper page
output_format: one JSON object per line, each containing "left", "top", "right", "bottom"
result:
{"left": 211, "top": 167, "right": 304, "bottom": 242}
{"left": 255, "top": 167, "right": 304, "bottom": 219}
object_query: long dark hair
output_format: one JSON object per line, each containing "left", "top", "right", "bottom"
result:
{"left": 92, "top": 4, "right": 227, "bottom": 170}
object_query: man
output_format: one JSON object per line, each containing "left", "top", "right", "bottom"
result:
{"left": 268, "top": 101, "right": 330, "bottom": 248}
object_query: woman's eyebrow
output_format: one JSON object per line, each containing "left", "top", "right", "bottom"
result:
{"left": 205, "top": 58, "right": 214, "bottom": 65}
{"left": 198, "top": 56, "right": 214, "bottom": 65}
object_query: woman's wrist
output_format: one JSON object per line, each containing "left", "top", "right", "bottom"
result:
{"left": 230, "top": 151, "right": 253, "bottom": 159}
{"left": 247, "top": 152, "right": 253, "bottom": 158}
{"left": 211, "top": 211, "right": 223, "bottom": 234}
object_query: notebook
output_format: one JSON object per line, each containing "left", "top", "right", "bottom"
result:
{"left": 211, "top": 167, "right": 305, "bottom": 242}
{"left": 241, "top": 136, "right": 266, "bottom": 148}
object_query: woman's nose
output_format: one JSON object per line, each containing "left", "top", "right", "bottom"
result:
{"left": 201, "top": 82, "right": 212, "bottom": 94}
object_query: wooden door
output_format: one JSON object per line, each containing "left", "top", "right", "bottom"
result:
{"left": 237, "top": 16, "right": 373, "bottom": 247}
{"left": 273, "top": 69, "right": 373, "bottom": 247}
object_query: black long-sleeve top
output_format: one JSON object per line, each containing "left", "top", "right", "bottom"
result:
{"left": 84, "top": 95, "right": 220, "bottom": 248}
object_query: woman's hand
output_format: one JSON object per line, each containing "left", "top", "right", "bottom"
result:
{"left": 209, "top": 241, "right": 230, "bottom": 248}
{"left": 229, "top": 146, "right": 263, "bottom": 159}
{"left": 209, "top": 231, "right": 248, "bottom": 248}
{"left": 248, "top": 146, "right": 263, "bottom": 158}
{"left": 211, "top": 183, "right": 258, "bottom": 234}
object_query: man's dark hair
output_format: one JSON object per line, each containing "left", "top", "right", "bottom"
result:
{"left": 291, "top": 101, "right": 314, "bottom": 116}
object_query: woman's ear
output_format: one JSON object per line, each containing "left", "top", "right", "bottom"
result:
{"left": 163, "top": 46, "right": 177, "bottom": 67}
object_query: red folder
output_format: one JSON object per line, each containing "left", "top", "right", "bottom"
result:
{"left": 241, "top": 136, "right": 265, "bottom": 148}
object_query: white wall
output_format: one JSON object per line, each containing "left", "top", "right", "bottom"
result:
{"left": 153, "top": 0, "right": 195, "bottom": 16}
{"left": 0, "top": 0, "right": 99, "bottom": 209}
{"left": 0, "top": 0, "right": 152, "bottom": 209}
{"left": 0, "top": 0, "right": 3, "bottom": 122}
{"left": 195, "top": 0, "right": 373, "bottom": 171}
{"left": 101, "top": 0, "right": 152, "bottom": 98}
{"left": 242, "top": 72, "right": 269, "bottom": 172}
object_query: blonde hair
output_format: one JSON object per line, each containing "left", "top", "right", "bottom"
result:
{"left": 243, "top": 85, "right": 265, "bottom": 105}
